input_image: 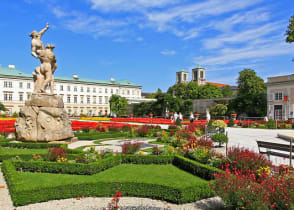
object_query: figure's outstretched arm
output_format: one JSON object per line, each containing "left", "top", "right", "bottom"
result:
{"left": 39, "top": 23, "right": 49, "bottom": 37}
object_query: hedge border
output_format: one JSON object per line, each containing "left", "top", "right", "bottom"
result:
{"left": 2, "top": 154, "right": 219, "bottom": 206}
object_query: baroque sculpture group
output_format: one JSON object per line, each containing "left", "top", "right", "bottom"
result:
{"left": 15, "top": 24, "right": 74, "bottom": 142}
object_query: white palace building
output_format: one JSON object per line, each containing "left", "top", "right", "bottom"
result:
{"left": 0, "top": 65, "right": 146, "bottom": 116}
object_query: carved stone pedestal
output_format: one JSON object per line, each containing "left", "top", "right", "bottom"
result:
{"left": 15, "top": 93, "right": 74, "bottom": 142}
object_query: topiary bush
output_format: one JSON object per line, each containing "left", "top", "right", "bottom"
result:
{"left": 212, "top": 133, "right": 228, "bottom": 147}
{"left": 267, "top": 119, "right": 276, "bottom": 129}
{"left": 227, "top": 118, "right": 234, "bottom": 127}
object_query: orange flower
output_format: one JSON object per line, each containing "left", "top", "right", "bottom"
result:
{"left": 0, "top": 185, "right": 5, "bottom": 188}
{"left": 76, "top": 197, "right": 80, "bottom": 200}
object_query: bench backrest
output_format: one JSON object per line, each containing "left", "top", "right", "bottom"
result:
{"left": 256, "top": 141, "right": 294, "bottom": 152}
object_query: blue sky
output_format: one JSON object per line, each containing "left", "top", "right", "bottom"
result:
{"left": 0, "top": 0, "right": 294, "bottom": 92}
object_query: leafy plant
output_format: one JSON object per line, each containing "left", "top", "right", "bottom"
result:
{"left": 212, "top": 133, "right": 228, "bottom": 146}
{"left": 267, "top": 119, "right": 276, "bottom": 129}
{"left": 47, "top": 147, "right": 67, "bottom": 161}
{"left": 81, "top": 126, "right": 90, "bottom": 133}
{"left": 121, "top": 141, "right": 142, "bottom": 154}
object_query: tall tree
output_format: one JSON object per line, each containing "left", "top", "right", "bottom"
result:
{"left": 186, "top": 82, "right": 200, "bottom": 99}
{"left": 167, "top": 83, "right": 188, "bottom": 99}
{"left": 286, "top": 15, "right": 294, "bottom": 43}
{"left": 199, "top": 84, "right": 223, "bottom": 99}
{"left": 232, "top": 69, "right": 266, "bottom": 117}
{"left": 0, "top": 103, "right": 5, "bottom": 111}
{"left": 286, "top": 15, "right": 294, "bottom": 61}
{"left": 222, "top": 86, "right": 233, "bottom": 97}
{"left": 109, "top": 95, "right": 128, "bottom": 116}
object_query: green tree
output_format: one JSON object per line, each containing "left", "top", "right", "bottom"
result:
{"left": 231, "top": 69, "right": 266, "bottom": 117}
{"left": 199, "top": 84, "right": 223, "bottom": 99}
{"left": 222, "top": 86, "right": 233, "bottom": 97}
{"left": 167, "top": 83, "right": 188, "bottom": 99}
{"left": 0, "top": 103, "right": 5, "bottom": 111}
{"left": 181, "top": 99, "right": 193, "bottom": 115}
{"left": 133, "top": 101, "right": 154, "bottom": 116}
{"left": 186, "top": 82, "right": 200, "bottom": 99}
{"left": 286, "top": 15, "right": 294, "bottom": 61}
{"left": 286, "top": 15, "right": 294, "bottom": 43}
{"left": 109, "top": 95, "right": 128, "bottom": 116}
{"left": 210, "top": 104, "right": 228, "bottom": 116}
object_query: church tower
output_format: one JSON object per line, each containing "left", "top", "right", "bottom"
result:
{"left": 176, "top": 69, "right": 188, "bottom": 84}
{"left": 192, "top": 64, "right": 206, "bottom": 85}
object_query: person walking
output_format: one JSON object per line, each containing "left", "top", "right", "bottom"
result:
{"left": 179, "top": 112, "right": 183, "bottom": 121}
{"left": 174, "top": 112, "right": 178, "bottom": 121}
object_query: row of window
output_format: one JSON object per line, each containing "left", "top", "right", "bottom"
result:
{"left": 3, "top": 81, "right": 140, "bottom": 96}
{"left": 4, "top": 81, "right": 31, "bottom": 89}
{"left": 3, "top": 92, "right": 109, "bottom": 104}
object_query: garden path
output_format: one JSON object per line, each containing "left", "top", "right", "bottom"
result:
{"left": 222, "top": 127, "right": 294, "bottom": 166}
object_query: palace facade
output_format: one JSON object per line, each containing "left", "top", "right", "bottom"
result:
{"left": 0, "top": 65, "right": 143, "bottom": 116}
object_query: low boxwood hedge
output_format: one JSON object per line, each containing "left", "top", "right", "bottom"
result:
{"left": 173, "top": 155, "right": 224, "bottom": 180}
{"left": 75, "top": 132, "right": 128, "bottom": 140}
{"left": 0, "top": 142, "right": 68, "bottom": 149}
{"left": 2, "top": 154, "right": 220, "bottom": 206}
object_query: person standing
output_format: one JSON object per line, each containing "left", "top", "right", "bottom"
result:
{"left": 174, "top": 112, "right": 178, "bottom": 121}
{"left": 179, "top": 112, "right": 183, "bottom": 121}
{"left": 189, "top": 112, "right": 194, "bottom": 123}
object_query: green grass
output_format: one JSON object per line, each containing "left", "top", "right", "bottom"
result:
{"left": 14, "top": 164, "right": 208, "bottom": 190}
{"left": 141, "top": 148, "right": 153, "bottom": 153}
{"left": 149, "top": 141, "right": 170, "bottom": 146}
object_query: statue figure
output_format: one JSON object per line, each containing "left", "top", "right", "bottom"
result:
{"left": 29, "top": 23, "right": 49, "bottom": 58}
{"left": 29, "top": 23, "right": 57, "bottom": 94}
{"left": 206, "top": 108, "right": 211, "bottom": 122}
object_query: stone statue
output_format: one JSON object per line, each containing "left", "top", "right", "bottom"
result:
{"left": 15, "top": 24, "right": 75, "bottom": 143}
{"left": 30, "top": 23, "right": 57, "bottom": 94}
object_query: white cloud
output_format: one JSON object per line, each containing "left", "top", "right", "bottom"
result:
{"left": 88, "top": 0, "right": 179, "bottom": 12}
{"left": 52, "top": 7, "right": 68, "bottom": 18}
{"left": 161, "top": 50, "right": 176, "bottom": 56}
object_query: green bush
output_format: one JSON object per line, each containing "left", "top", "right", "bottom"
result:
{"left": 227, "top": 118, "right": 234, "bottom": 127}
{"left": 75, "top": 132, "right": 128, "bottom": 140}
{"left": 173, "top": 155, "right": 224, "bottom": 180}
{"left": 0, "top": 142, "right": 67, "bottom": 149}
{"left": 121, "top": 155, "right": 173, "bottom": 164}
{"left": 81, "top": 127, "right": 90, "bottom": 133}
{"left": 211, "top": 133, "right": 228, "bottom": 146}
{"left": 267, "top": 119, "right": 276, "bottom": 129}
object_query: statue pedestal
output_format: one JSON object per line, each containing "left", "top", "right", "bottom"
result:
{"left": 15, "top": 93, "right": 74, "bottom": 142}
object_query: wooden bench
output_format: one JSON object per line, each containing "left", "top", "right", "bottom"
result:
{"left": 256, "top": 140, "right": 293, "bottom": 165}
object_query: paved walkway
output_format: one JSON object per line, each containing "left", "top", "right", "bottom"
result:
{"left": 225, "top": 127, "right": 293, "bottom": 166}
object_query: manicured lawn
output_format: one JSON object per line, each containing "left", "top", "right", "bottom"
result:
{"left": 0, "top": 148, "right": 47, "bottom": 155}
{"left": 15, "top": 164, "right": 208, "bottom": 190}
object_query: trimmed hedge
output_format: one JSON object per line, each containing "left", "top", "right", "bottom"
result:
{"left": 173, "top": 155, "right": 224, "bottom": 180}
{"left": 2, "top": 154, "right": 221, "bottom": 206}
{"left": 0, "top": 142, "right": 67, "bottom": 149}
{"left": 2, "top": 160, "right": 214, "bottom": 206}
{"left": 14, "top": 156, "right": 121, "bottom": 175}
{"left": 75, "top": 132, "right": 128, "bottom": 140}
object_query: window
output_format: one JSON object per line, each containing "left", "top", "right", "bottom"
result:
{"left": 184, "top": 74, "right": 187, "bottom": 81}
{"left": 60, "top": 85, "right": 63, "bottom": 91}
{"left": 132, "top": 90, "right": 135, "bottom": 95}
{"left": 27, "top": 83, "right": 30, "bottom": 89}
{"left": 93, "top": 88, "right": 96, "bottom": 93}
{"left": 116, "top": 89, "right": 119, "bottom": 94}
{"left": 4, "top": 81, "right": 7, "bottom": 88}
{"left": 99, "top": 96, "right": 102, "bottom": 104}
{"left": 127, "top": 90, "right": 130, "bottom": 95}
{"left": 4, "top": 81, "right": 12, "bottom": 88}
{"left": 19, "top": 82, "right": 23, "bottom": 88}
{"left": 105, "top": 88, "right": 108, "bottom": 94}
{"left": 111, "top": 89, "right": 113, "bottom": 94}
{"left": 105, "top": 96, "right": 108, "bottom": 104}
{"left": 67, "top": 86, "right": 71, "bottom": 91}
{"left": 87, "top": 87, "right": 90, "bottom": 93}
{"left": 93, "top": 96, "right": 96, "bottom": 104}
{"left": 200, "top": 71, "right": 204, "bottom": 79}
{"left": 275, "top": 92, "right": 283, "bottom": 101}
{"left": 19, "top": 93, "right": 23, "bottom": 101}
{"left": 74, "top": 95, "right": 78, "bottom": 104}
{"left": 9, "top": 82, "right": 12, "bottom": 88}
{"left": 74, "top": 86, "right": 77, "bottom": 92}
{"left": 99, "top": 88, "right": 102, "bottom": 93}
{"left": 67, "top": 95, "right": 71, "bottom": 103}
{"left": 27, "top": 93, "right": 31, "bottom": 100}
{"left": 87, "top": 96, "right": 90, "bottom": 104}
{"left": 60, "top": 94, "right": 64, "bottom": 101}
{"left": 122, "top": 89, "right": 125, "bottom": 95}
{"left": 80, "top": 96, "right": 84, "bottom": 104}
{"left": 4, "top": 92, "right": 12, "bottom": 101}
{"left": 80, "top": 86, "right": 84, "bottom": 92}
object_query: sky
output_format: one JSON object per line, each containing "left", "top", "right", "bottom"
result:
{"left": 0, "top": 0, "right": 294, "bottom": 92}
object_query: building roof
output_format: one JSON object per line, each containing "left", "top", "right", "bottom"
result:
{"left": 193, "top": 64, "right": 204, "bottom": 69}
{"left": 206, "top": 82, "right": 229, "bottom": 88}
{"left": 177, "top": 69, "right": 188, "bottom": 73}
{"left": 0, "top": 66, "right": 141, "bottom": 87}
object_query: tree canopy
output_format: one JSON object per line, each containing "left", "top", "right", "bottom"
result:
{"left": 0, "top": 103, "right": 5, "bottom": 111}
{"left": 210, "top": 104, "right": 228, "bottom": 116}
{"left": 222, "top": 86, "right": 233, "bottom": 97}
{"left": 109, "top": 95, "right": 128, "bottom": 116}
{"left": 199, "top": 84, "right": 223, "bottom": 99}
{"left": 231, "top": 69, "right": 266, "bottom": 117}
{"left": 286, "top": 15, "right": 294, "bottom": 43}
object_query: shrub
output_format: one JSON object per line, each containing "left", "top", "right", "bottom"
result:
{"left": 175, "top": 118, "right": 181, "bottom": 126}
{"left": 227, "top": 118, "right": 234, "bottom": 127}
{"left": 121, "top": 141, "right": 142, "bottom": 154}
{"left": 211, "top": 133, "right": 228, "bottom": 146}
{"left": 208, "top": 120, "right": 213, "bottom": 127}
{"left": 187, "top": 148, "right": 211, "bottom": 164}
{"left": 212, "top": 120, "right": 227, "bottom": 129}
{"left": 46, "top": 147, "right": 67, "bottom": 161}
{"left": 121, "top": 125, "right": 132, "bottom": 132}
{"left": 152, "top": 146, "right": 163, "bottom": 155}
{"left": 81, "top": 126, "right": 90, "bottom": 133}
{"left": 95, "top": 125, "right": 106, "bottom": 132}
{"left": 108, "top": 126, "right": 120, "bottom": 132}
{"left": 135, "top": 125, "right": 150, "bottom": 137}
{"left": 12, "top": 112, "right": 18, "bottom": 118}
{"left": 267, "top": 119, "right": 276, "bottom": 129}
{"left": 168, "top": 125, "right": 177, "bottom": 130}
